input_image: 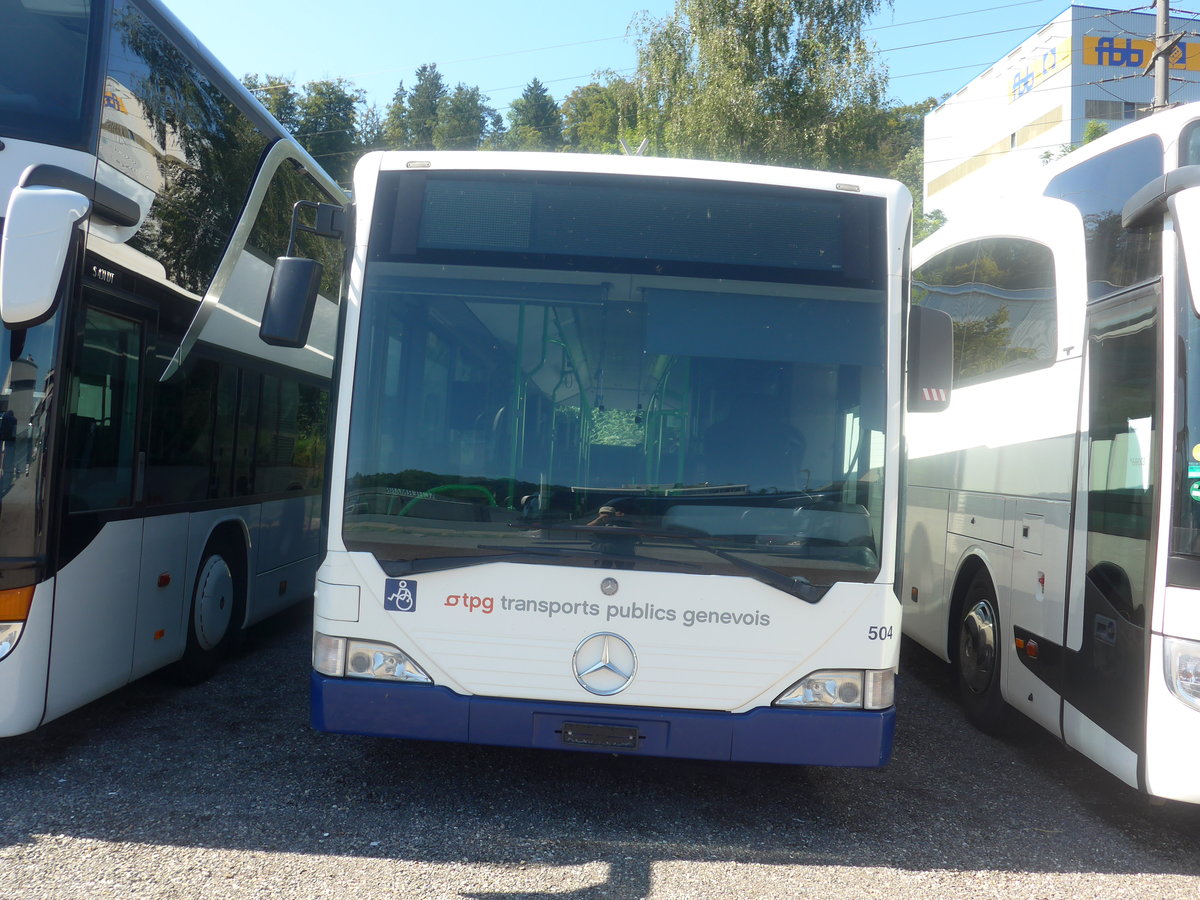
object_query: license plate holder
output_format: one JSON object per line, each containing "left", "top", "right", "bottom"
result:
{"left": 560, "top": 721, "right": 640, "bottom": 749}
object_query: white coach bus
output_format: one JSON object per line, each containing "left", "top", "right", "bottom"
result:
{"left": 903, "top": 103, "right": 1200, "bottom": 803}
{"left": 0, "top": 0, "right": 344, "bottom": 735}
{"left": 261, "top": 151, "right": 952, "bottom": 765}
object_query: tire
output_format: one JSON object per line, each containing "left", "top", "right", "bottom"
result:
{"left": 173, "top": 543, "right": 241, "bottom": 685}
{"left": 955, "top": 568, "right": 1009, "bottom": 733}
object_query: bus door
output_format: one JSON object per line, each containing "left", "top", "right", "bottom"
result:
{"left": 45, "top": 284, "right": 181, "bottom": 718}
{"left": 1062, "top": 285, "right": 1159, "bottom": 784}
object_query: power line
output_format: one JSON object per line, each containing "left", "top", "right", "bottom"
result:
{"left": 254, "top": 2, "right": 1139, "bottom": 107}
{"left": 866, "top": 0, "right": 1059, "bottom": 33}
{"left": 876, "top": 6, "right": 1151, "bottom": 54}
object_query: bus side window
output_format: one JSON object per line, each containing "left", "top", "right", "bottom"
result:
{"left": 66, "top": 306, "right": 141, "bottom": 511}
{"left": 914, "top": 237, "right": 1056, "bottom": 387}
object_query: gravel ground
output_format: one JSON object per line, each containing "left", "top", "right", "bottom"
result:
{"left": 2, "top": 604, "right": 1199, "bottom": 900}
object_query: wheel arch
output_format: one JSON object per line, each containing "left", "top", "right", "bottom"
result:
{"left": 946, "top": 553, "right": 997, "bottom": 665}
{"left": 191, "top": 517, "right": 251, "bottom": 631}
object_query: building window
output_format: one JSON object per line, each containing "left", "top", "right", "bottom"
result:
{"left": 1085, "top": 99, "right": 1124, "bottom": 120}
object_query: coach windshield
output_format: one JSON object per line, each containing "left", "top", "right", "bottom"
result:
{"left": 344, "top": 169, "right": 890, "bottom": 585}
{"left": 0, "top": 1, "right": 107, "bottom": 151}
{"left": 0, "top": 314, "right": 61, "bottom": 575}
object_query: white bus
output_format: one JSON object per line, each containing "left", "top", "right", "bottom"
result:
{"left": 0, "top": 0, "right": 344, "bottom": 736}
{"left": 262, "top": 151, "right": 952, "bottom": 765}
{"left": 903, "top": 103, "right": 1200, "bottom": 803}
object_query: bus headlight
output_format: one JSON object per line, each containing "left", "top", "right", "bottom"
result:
{"left": 313, "top": 632, "right": 431, "bottom": 683}
{"left": 0, "top": 586, "right": 34, "bottom": 662}
{"left": 1164, "top": 636, "right": 1200, "bottom": 712}
{"left": 0, "top": 622, "right": 23, "bottom": 661}
{"left": 774, "top": 669, "right": 894, "bottom": 710}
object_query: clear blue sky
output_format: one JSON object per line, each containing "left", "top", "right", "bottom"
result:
{"left": 163, "top": 0, "right": 1080, "bottom": 115}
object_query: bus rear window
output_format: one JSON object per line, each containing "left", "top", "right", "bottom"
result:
{"left": 0, "top": 0, "right": 106, "bottom": 150}
{"left": 371, "top": 170, "right": 886, "bottom": 290}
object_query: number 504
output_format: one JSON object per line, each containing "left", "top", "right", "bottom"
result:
{"left": 867, "top": 626, "right": 894, "bottom": 641}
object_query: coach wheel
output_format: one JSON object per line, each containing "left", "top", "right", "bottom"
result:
{"left": 956, "top": 569, "right": 1008, "bottom": 733}
{"left": 174, "top": 544, "right": 240, "bottom": 684}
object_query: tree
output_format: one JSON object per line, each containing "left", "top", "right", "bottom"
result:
{"left": 507, "top": 77, "right": 563, "bottom": 150}
{"left": 382, "top": 81, "right": 408, "bottom": 148}
{"left": 862, "top": 96, "right": 938, "bottom": 178}
{"left": 296, "top": 78, "right": 363, "bottom": 184}
{"left": 632, "top": 0, "right": 892, "bottom": 170}
{"left": 357, "top": 103, "right": 387, "bottom": 153}
{"left": 406, "top": 63, "right": 447, "bottom": 150}
{"left": 1043, "top": 119, "right": 1111, "bottom": 163}
{"left": 561, "top": 77, "right": 638, "bottom": 154}
{"left": 433, "top": 83, "right": 502, "bottom": 150}
{"left": 892, "top": 145, "right": 945, "bottom": 241}
{"left": 244, "top": 73, "right": 301, "bottom": 133}
{"left": 953, "top": 306, "right": 1034, "bottom": 382}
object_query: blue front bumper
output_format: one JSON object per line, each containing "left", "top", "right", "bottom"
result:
{"left": 311, "top": 673, "right": 895, "bottom": 767}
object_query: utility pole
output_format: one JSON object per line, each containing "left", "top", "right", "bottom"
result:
{"left": 1155, "top": 0, "right": 1171, "bottom": 112}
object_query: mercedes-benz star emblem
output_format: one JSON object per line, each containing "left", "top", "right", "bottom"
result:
{"left": 572, "top": 632, "right": 637, "bottom": 696}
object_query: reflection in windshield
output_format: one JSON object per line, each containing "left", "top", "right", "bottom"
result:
{"left": 0, "top": 315, "right": 60, "bottom": 563}
{"left": 344, "top": 262, "right": 887, "bottom": 584}
{"left": 0, "top": 0, "right": 104, "bottom": 149}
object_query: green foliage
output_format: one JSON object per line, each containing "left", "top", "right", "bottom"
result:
{"left": 433, "top": 83, "right": 503, "bottom": 150}
{"left": 119, "top": 8, "right": 265, "bottom": 294}
{"left": 892, "top": 144, "right": 946, "bottom": 241}
{"left": 296, "top": 78, "right": 364, "bottom": 184}
{"left": 590, "top": 408, "right": 645, "bottom": 447}
{"left": 382, "top": 81, "right": 408, "bottom": 147}
{"left": 561, "top": 78, "right": 639, "bottom": 154}
{"left": 357, "top": 103, "right": 387, "bottom": 153}
{"left": 506, "top": 78, "right": 564, "bottom": 150}
{"left": 631, "top": 0, "right": 893, "bottom": 170}
{"left": 1082, "top": 119, "right": 1110, "bottom": 144}
{"left": 868, "top": 97, "right": 938, "bottom": 178}
{"left": 916, "top": 208, "right": 946, "bottom": 244}
{"left": 241, "top": 1, "right": 942, "bottom": 211}
{"left": 953, "top": 306, "right": 1035, "bottom": 382}
{"left": 1043, "top": 119, "right": 1111, "bottom": 164}
{"left": 244, "top": 74, "right": 301, "bottom": 133}
{"left": 405, "top": 63, "right": 448, "bottom": 150}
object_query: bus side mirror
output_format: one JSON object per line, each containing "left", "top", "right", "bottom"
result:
{"left": 907, "top": 305, "right": 953, "bottom": 413}
{"left": 260, "top": 256, "right": 324, "bottom": 348}
{"left": 0, "top": 185, "right": 90, "bottom": 327}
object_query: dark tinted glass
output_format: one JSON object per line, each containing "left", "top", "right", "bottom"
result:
{"left": 1044, "top": 136, "right": 1163, "bottom": 298}
{"left": 0, "top": 311, "right": 62, "bottom": 560}
{"left": 246, "top": 158, "right": 342, "bottom": 298}
{"left": 257, "top": 375, "right": 325, "bottom": 493}
{"left": 65, "top": 306, "right": 141, "bottom": 512}
{"left": 0, "top": 0, "right": 105, "bottom": 149}
{"left": 913, "top": 237, "right": 1056, "bottom": 386}
{"left": 1172, "top": 264, "right": 1200, "bottom": 564}
{"left": 1179, "top": 120, "right": 1200, "bottom": 166}
{"left": 101, "top": 0, "right": 269, "bottom": 295}
{"left": 145, "top": 355, "right": 217, "bottom": 505}
{"left": 373, "top": 171, "right": 886, "bottom": 289}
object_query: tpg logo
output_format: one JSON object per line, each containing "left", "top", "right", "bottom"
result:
{"left": 384, "top": 578, "right": 417, "bottom": 612}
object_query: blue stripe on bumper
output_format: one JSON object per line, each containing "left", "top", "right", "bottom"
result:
{"left": 311, "top": 673, "right": 894, "bottom": 767}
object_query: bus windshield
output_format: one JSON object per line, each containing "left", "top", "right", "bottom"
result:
{"left": 344, "top": 170, "right": 889, "bottom": 584}
{"left": 1, "top": 1, "right": 106, "bottom": 150}
{"left": 0, "top": 319, "right": 60, "bottom": 566}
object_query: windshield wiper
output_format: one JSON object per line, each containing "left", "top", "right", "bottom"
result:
{"left": 477, "top": 544, "right": 701, "bottom": 570}
{"left": 522, "top": 524, "right": 828, "bottom": 604}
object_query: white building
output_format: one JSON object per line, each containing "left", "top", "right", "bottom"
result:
{"left": 925, "top": 4, "right": 1200, "bottom": 223}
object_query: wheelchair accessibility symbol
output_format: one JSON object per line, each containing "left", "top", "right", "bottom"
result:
{"left": 384, "top": 578, "right": 417, "bottom": 612}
